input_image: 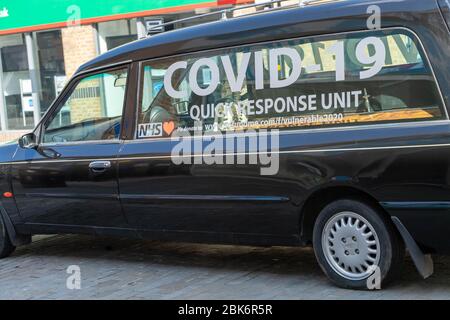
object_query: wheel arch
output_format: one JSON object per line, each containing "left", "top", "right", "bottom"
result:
{"left": 299, "top": 185, "right": 392, "bottom": 245}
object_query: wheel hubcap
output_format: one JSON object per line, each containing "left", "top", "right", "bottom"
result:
{"left": 322, "top": 211, "right": 380, "bottom": 281}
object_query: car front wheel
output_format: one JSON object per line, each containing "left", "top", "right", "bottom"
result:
{"left": 313, "top": 199, "right": 404, "bottom": 289}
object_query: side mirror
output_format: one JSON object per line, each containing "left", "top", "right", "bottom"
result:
{"left": 18, "top": 133, "right": 38, "bottom": 149}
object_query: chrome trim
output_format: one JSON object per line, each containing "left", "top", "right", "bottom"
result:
{"left": 6, "top": 142, "right": 450, "bottom": 166}
{"left": 24, "top": 193, "right": 118, "bottom": 200}
{"left": 39, "top": 140, "right": 122, "bottom": 148}
{"left": 89, "top": 160, "right": 112, "bottom": 169}
{"left": 124, "top": 119, "right": 450, "bottom": 144}
{"left": 120, "top": 194, "right": 290, "bottom": 202}
{"left": 381, "top": 201, "right": 450, "bottom": 209}
{"left": 75, "top": 60, "right": 133, "bottom": 77}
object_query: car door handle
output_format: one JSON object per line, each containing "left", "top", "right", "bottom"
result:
{"left": 89, "top": 161, "right": 111, "bottom": 173}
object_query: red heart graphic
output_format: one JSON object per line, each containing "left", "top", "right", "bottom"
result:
{"left": 163, "top": 121, "right": 175, "bottom": 135}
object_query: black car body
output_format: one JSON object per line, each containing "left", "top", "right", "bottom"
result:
{"left": 1, "top": 0, "right": 450, "bottom": 289}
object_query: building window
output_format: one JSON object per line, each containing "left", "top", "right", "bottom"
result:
{"left": 0, "top": 34, "right": 32, "bottom": 130}
{"left": 0, "top": 31, "right": 66, "bottom": 131}
{"left": 97, "top": 19, "right": 138, "bottom": 53}
{"left": 36, "top": 30, "right": 66, "bottom": 114}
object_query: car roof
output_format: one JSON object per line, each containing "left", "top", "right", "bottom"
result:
{"left": 76, "top": 0, "right": 439, "bottom": 75}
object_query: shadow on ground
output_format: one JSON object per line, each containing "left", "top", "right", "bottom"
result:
{"left": 0, "top": 235, "right": 449, "bottom": 299}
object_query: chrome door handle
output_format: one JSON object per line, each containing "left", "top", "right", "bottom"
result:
{"left": 89, "top": 161, "right": 111, "bottom": 172}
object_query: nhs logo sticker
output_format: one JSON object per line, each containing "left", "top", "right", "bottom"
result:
{"left": 138, "top": 122, "right": 163, "bottom": 138}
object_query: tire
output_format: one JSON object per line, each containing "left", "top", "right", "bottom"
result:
{"left": 313, "top": 199, "right": 405, "bottom": 290}
{"left": 0, "top": 215, "right": 15, "bottom": 259}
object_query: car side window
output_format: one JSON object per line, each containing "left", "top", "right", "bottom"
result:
{"left": 136, "top": 29, "right": 445, "bottom": 139}
{"left": 42, "top": 68, "right": 128, "bottom": 144}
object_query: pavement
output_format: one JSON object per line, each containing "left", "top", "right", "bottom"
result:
{"left": 1, "top": 234, "right": 450, "bottom": 300}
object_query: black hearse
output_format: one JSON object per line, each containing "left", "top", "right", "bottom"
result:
{"left": 0, "top": 0, "right": 450, "bottom": 289}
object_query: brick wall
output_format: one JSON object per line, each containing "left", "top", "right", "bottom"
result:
{"left": 61, "top": 25, "right": 102, "bottom": 123}
{"left": 61, "top": 25, "right": 98, "bottom": 79}
{"left": 0, "top": 25, "right": 99, "bottom": 141}
{"left": 68, "top": 77, "right": 102, "bottom": 123}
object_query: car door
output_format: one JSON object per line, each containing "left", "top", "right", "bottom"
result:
{"left": 117, "top": 54, "right": 299, "bottom": 244}
{"left": 10, "top": 66, "right": 130, "bottom": 229}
